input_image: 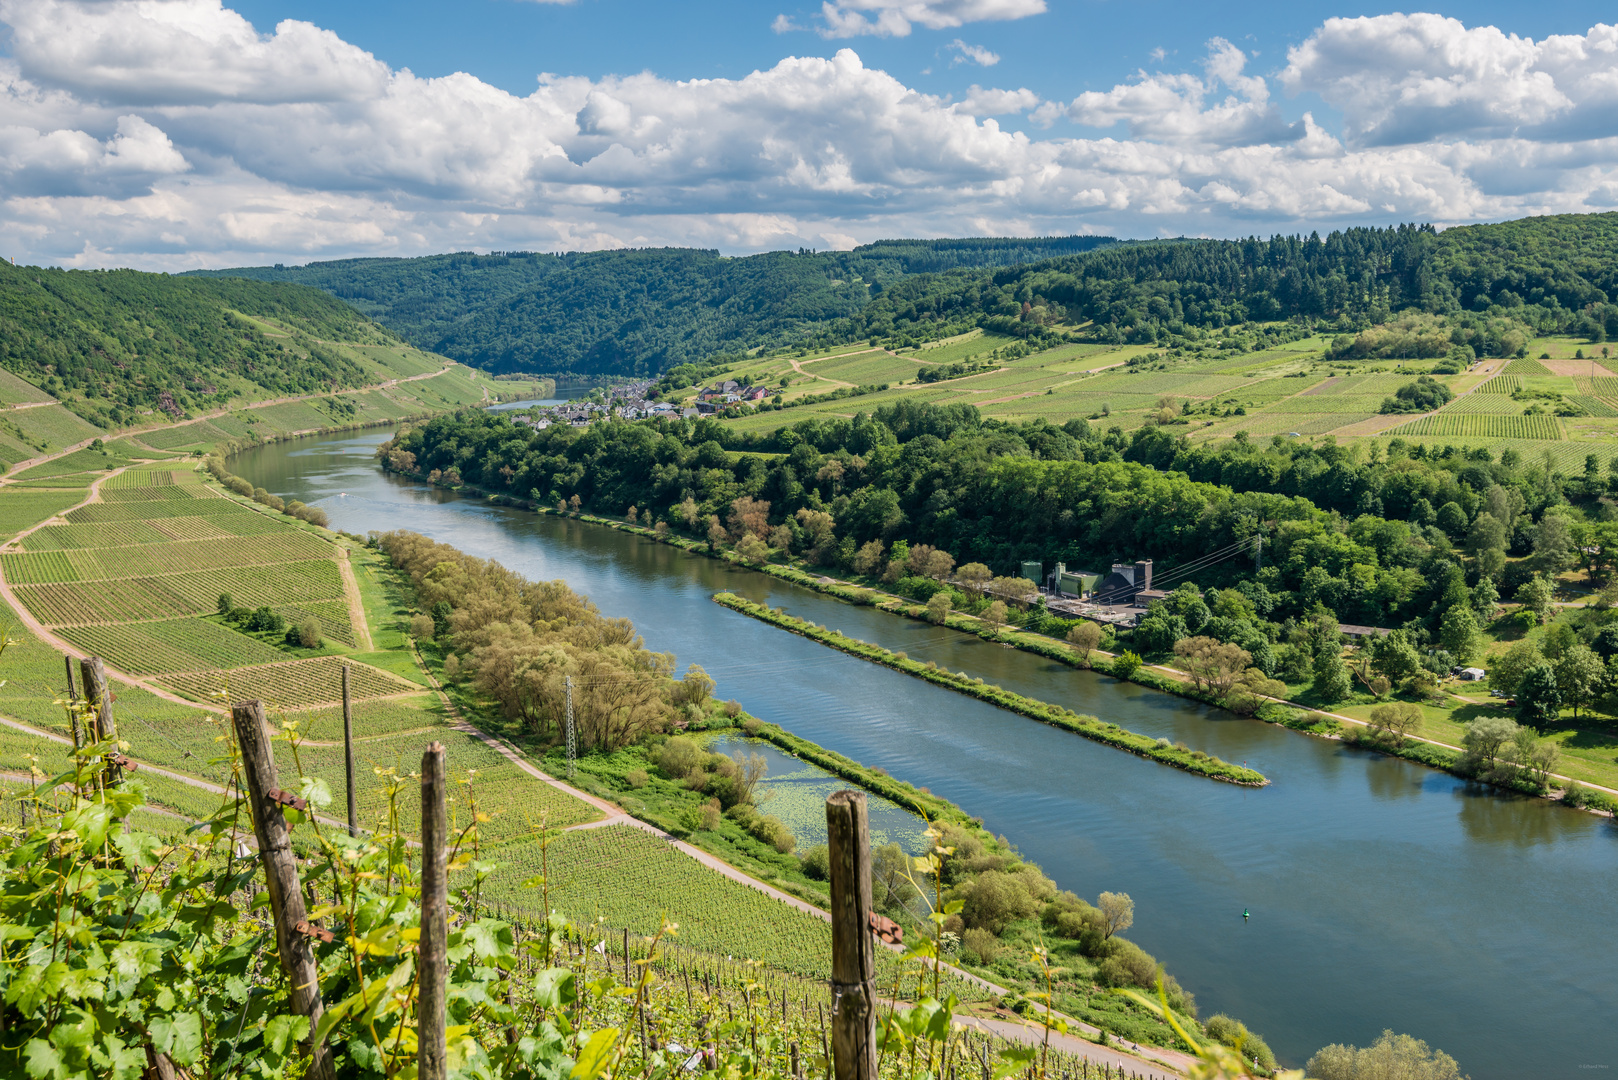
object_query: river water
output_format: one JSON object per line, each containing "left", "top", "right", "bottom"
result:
{"left": 233, "top": 428, "right": 1617, "bottom": 1077}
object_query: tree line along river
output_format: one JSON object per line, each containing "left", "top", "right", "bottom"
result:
{"left": 232, "top": 427, "right": 1618, "bottom": 1078}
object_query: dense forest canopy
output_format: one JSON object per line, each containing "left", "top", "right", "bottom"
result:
{"left": 0, "top": 262, "right": 397, "bottom": 427}
{"left": 383, "top": 401, "right": 1614, "bottom": 648}
{"left": 842, "top": 214, "right": 1618, "bottom": 349}
{"left": 193, "top": 213, "right": 1618, "bottom": 377}
{"left": 185, "top": 237, "right": 1116, "bottom": 377}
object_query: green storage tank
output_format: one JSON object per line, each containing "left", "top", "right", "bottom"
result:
{"left": 1020, "top": 560, "right": 1042, "bottom": 583}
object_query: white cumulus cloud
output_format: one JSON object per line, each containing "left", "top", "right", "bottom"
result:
{"left": 1281, "top": 14, "right": 1618, "bottom": 146}
{"left": 814, "top": 0, "right": 1044, "bottom": 39}
{"left": 6, "top": 2, "right": 1618, "bottom": 269}
{"left": 948, "top": 40, "right": 1000, "bottom": 66}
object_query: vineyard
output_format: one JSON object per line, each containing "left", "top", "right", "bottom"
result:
{"left": 0, "top": 491, "right": 85, "bottom": 540}
{"left": 65, "top": 498, "right": 256, "bottom": 523}
{"left": 290, "top": 734, "right": 600, "bottom": 842}
{"left": 56, "top": 618, "right": 288, "bottom": 675}
{"left": 14, "top": 559, "right": 346, "bottom": 624}
{"left": 292, "top": 693, "right": 449, "bottom": 740}
{"left": 158, "top": 654, "right": 418, "bottom": 707}
{"left": 1475, "top": 375, "right": 1521, "bottom": 393}
{"left": 483, "top": 825, "right": 842, "bottom": 977}
{"left": 2, "top": 531, "right": 333, "bottom": 582}
{"left": 1569, "top": 396, "right": 1618, "bottom": 418}
{"left": 1433, "top": 394, "right": 1527, "bottom": 414}
{"left": 1388, "top": 413, "right": 1565, "bottom": 440}
{"left": 1503, "top": 357, "right": 1554, "bottom": 375}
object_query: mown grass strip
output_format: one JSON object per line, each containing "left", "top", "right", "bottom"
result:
{"left": 712, "top": 591, "right": 1267, "bottom": 786}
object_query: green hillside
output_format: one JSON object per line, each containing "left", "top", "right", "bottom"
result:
{"left": 190, "top": 214, "right": 1618, "bottom": 379}
{"left": 0, "top": 262, "right": 407, "bottom": 428}
{"left": 845, "top": 213, "right": 1618, "bottom": 348}
{"left": 185, "top": 237, "right": 1117, "bottom": 376}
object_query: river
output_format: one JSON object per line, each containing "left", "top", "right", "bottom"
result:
{"left": 233, "top": 428, "right": 1617, "bottom": 1077}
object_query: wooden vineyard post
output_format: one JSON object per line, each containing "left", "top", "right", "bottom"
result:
{"left": 79, "top": 657, "right": 119, "bottom": 783}
{"left": 232, "top": 700, "right": 335, "bottom": 1080}
{"left": 826, "top": 790, "right": 877, "bottom": 1080}
{"left": 420, "top": 742, "right": 448, "bottom": 1080}
{"left": 63, "top": 655, "right": 80, "bottom": 749}
{"left": 342, "top": 664, "right": 357, "bottom": 837}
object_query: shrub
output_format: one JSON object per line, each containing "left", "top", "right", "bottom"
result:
{"left": 625, "top": 768, "right": 648, "bottom": 789}
{"left": 698, "top": 799, "right": 722, "bottom": 831}
{"left": 741, "top": 717, "right": 763, "bottom": 736}
{"left": 216, "top": 592, "right": 234, "bottom": 616}
{"left": 297, "top": 617, "right": 322, "bottom": 649}
{"left": 224, "top": 475, "right": 253, "bottom": 497}
{"left": 799, "top": 844, "right": 830, "bottom": 880}
{"left": 961, "top": 927, "right": 1000, "bottom": 964}
{"left": 1307, "top": 1030, "right": 1463, "bottom": 1080}
{"left": 656, "top": 736, "right": 705, "bottom": 780}
{"left": 410, "top": 614, "right": 435, "bottom": 640}
{"left": 959, "top": 870, "right": 1038, "bottom": 932}
{"left": 246, "top": 606, "right": 284, "bottom": 633}
{"left": 1205, "top": 1015, "right": 1276, "bottom": 1073}
{"left": 1097, "top": 939, "right": 1158, "bottom": 989}
{"left": 722, "top": 699, "right": 742, "bottom": 719}
{"left": 441, "top": 653, "right": 461, "bottom": 682}
{"left": 1112, "top": 651, "right": 1143, "bottom": 680}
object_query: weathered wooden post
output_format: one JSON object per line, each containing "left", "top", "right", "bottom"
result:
{"left": 825, "top": 790, "right": 876, "bottom": 1080}
{"left": 62, "top": 655, "right": 81, "bottom": 749}
{"left": 342, "top": 664, "right": 357, "bottom": 837}
{"left": 420, "top": 741, "right": 448, "bottom": 1080}
{"left": 233, "top": 699, "right": 335, "bottom": 1080}
{"left": 79, "top": 657, "right": 119, "bottom": 783}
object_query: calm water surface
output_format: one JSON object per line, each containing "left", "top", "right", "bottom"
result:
{"left": 487, "top": 384, "right": 594, "bottom": 410}
{"left": 234, "top": 429, "right": 1618, "bottom": 1077}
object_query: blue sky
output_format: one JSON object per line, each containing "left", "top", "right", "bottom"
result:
{"left": 4, "top": 0, "right": 1618, "bottom": 268}
{"left": 225, "top": 0, "right": 1614, "bottom": 127}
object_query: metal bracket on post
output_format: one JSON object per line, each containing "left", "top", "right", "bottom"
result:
{"left": 565, "top": 675, "right": 576, "bottom": 779}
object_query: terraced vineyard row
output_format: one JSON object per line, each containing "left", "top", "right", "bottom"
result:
{"left": 0, "top": 491, "right": 86, "bottom": 541}
{"left": 102, "top": 468, "right": 187, "bottom": 490}
{"left": 274, "top": 599, "right": 356, "bottom": 646}
{"left": 1, "top": 531, "right": 335, "bottom": 583}
{"left": 293, "top": 736, "right": 598, "bottom": 841}
{"left": 1389, "top": 413, "right": 1565, "bottom": 440}
{"left": 100, "top": 484, "right": 213, "bottom": 504}
{"left": 58, "top": 618, "right": 287, "bottom": 675}
{"left": 1437, "top": 394, "right": 1529, "bottom": 414}
{"left": 65, "top": 495, "right": 256, "bottom": 524}
{"left": 1577, "top": 376, "right": 1618, "bottom": 397}
{"left": 483, "top": 825, "right": 835, "bottom": 977}
{"left": 1476, "top": 375, "right": 1521, "bottom": 393}
{"left": 158, "top": 654, "right": 418, "bottom": 708}
{"left": 23, "top": 520, "right": 186, "bottom": 550}
{"left": 14, "top": 558, "right": 345, "bottom": 624}
{"left": 1570, "top": 396, "right": 1618, "bottom": 418}
{"left": 293, "top": 694, "right": 446, "bottom": 740}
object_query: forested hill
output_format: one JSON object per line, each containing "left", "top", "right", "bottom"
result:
{"left": 0, "top": 262, "right": 406, "bottom": 428}
{"left": 185, "top": 237, "right": 1117, "bottom": 376}
{"left": 850, "top": 213, "right": 1618, "bottom": 346}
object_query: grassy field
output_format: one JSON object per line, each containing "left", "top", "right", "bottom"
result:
{"left": 704, "top": 333, "right": 1618, "bottom": 466}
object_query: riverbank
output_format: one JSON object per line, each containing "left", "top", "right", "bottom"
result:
{"left": 486, "top": 499, "right": 1614, "bottom": 817}
{"left": 714, "top": 591, "right": 1268, "bottom": 786}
